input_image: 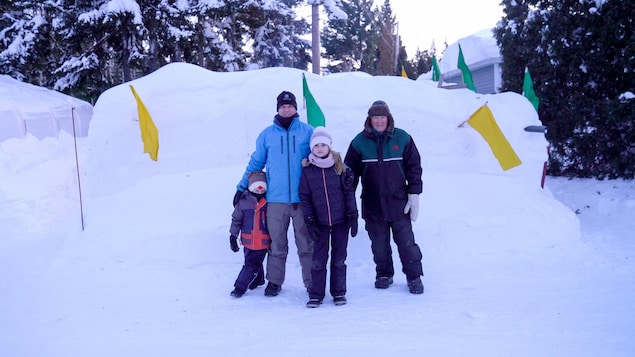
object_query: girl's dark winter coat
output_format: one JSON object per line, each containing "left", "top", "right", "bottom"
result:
{"left": 299, "top": 152, "right": 357, "bottom": 226}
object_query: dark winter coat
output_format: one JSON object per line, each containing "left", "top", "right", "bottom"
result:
{"left": 344, "top": 127, "right": 422, "bottom": 222}
{"left": 230, "top": 192, "right": 271, "bottom": 250}
{"left": 299, "top": 152, "right": 357, "bottom": 226}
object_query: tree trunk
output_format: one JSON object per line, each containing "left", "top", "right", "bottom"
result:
{"left": 311, "top": 5, "right": 320, "bottom": 74}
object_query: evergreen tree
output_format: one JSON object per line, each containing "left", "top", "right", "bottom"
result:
{"left": 191, "top": 0, "right": 226, "bottom": 70}
{"left": 0, "top": 1, "right": 341, "bottom": 101}
{"left": 321, "top": 0, "right": 376, "bottom": 73}
{"left": 50, "top": 0, "right": 99, "bottom": 101}
{"left": 0, "top": 1, "right": 17, "bottom": 47}
{"left": 538, "top": 0, "right": 634, "bottom": 178}
{"left": 397, "top": 44, "right": 412, "bottom": 78}
{"left": 218, "top": 1, "right": 250, "bottom": 71}
{"left": 496, "top": 0, "right": 635, "bottom": 179}
{"left": 0, "top": 0, "right": 58, "bottom": 86}
{"left": 146, "top": 0, "right": 195, "bottom": 70}
{"left": 249, "top": 0, "right": 310, "bottom": 70}
{"left": 410, "top": 47, "right": 433, "bottom": 79}
{"left": 375, "top": 0, "right": 397, "bottom": 75}
{"left": 108, "top": 5, "right": 146, "bottom": 82}
{"left": 493, "top": 0, "right": 536, "bottom": 93}
{"left": 53, "top": 0, "right": 147, "bottom": 102}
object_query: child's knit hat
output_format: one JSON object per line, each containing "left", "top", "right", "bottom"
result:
{"left": 310, "top": 126, "right": 332, "bottom": 149}
{"left": 248, "top": 171, "right": 267, "bottom": 194}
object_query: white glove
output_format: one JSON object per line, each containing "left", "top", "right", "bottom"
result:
{"left": 403, "top": 194, "right": 419, "bottom": 222}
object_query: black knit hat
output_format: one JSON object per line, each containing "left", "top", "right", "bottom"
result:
{"left": 367, "top": 100, "right": 391, "bottom": 117}
{"left": 277, "top": 91, "right": 297, "bottom": 110}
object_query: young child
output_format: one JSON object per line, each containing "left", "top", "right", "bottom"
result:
{"left": 299, "top": 127, "right": 358, "bottom": 308}
{"left": 229, "top": 171, "right": 270, "bottom": 298}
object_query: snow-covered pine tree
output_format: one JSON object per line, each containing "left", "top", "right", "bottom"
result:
{"left": 54, "top": 0, "right": 147, "bottom": 102}
{"left": 143, "top": 0, "right": 195, "bottom": 72}
{"left": 249, "top": 0, "right": 310, "bottom": 70}
{"left": 374, "top": 0, "right": 398, "bottom": 76}
{"left": 493, "top": 0, "right": 535, "bottom": 93}
{"left": 321, "top": 0, "right": 377, "bottom": 73}
{"left": 535, "top": 0, "right": 634, "bottom": 179}
{"left": 496, "top": 0, "right": 634, "bottom": 179}
{"left": 0, "top": 0, "right": 57, "bottom": 86}
{"left": 411, "top": 46, "right": 437, "bottom": 79}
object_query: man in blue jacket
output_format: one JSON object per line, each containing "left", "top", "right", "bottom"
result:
{"left": 234, "top": 91, "right": 314, "bottom": 297}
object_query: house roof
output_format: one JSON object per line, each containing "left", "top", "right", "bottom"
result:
{"left": 419, "top": 28, "right": 501, "bottom": 80}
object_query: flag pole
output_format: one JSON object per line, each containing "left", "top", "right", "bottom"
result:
{"left": 71, "top": 108, "right": 85, "bottom": 231}
{"left": 457, "top": 101, "right": 488, "bottom": 128}
{"left": 302, "top": 73, "right": 307, "bottom": 110}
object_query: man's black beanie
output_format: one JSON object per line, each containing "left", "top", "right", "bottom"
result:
{"left": 277, "top": 91, "right": 297, "bottom": 110}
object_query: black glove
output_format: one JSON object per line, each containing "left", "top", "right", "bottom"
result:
{"left": 305, "top": 217, "right": 321, "bottom": 241}
{"left": 347, "top": 211, "right": 358, "bottom": 238}
{"left": 232, "top": 190, "right": 243, "bottom": 207}
{"left": 230, "top": 235, "right": 239, "bottom": 252}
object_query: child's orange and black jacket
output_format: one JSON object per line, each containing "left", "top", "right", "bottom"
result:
{"left": 229, "top": 192, "right": 271, "bottom": 250}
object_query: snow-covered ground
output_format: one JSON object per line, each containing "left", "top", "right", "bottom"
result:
{"left": 1, "top": 64, "right": 633, "bottom": 356}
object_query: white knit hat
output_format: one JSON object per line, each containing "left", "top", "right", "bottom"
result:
{"left": 310, "top": 126, "right": 332, "bottom": 149}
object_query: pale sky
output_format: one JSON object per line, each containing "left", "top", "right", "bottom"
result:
{"left": 385, "top": 0, "right": 505, "bottom": 55}
{"left": 299, "top": 1, "right": 504, "bottom": 59}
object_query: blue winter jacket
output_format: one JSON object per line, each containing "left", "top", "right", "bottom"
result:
{"left": 237, "top": 114, "right": 313, "bottom": 204}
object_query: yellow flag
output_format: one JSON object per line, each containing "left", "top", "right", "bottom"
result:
{"left": 467, "top": 104, "right": 521, "bottom": 171}
{"left": 401, "top": 66, "right": 408, "bottom": 78}
{"left": 129, "top": 85, "right": 159, "bottom": 161}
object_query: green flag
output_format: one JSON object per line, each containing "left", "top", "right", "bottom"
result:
{"left": 431, "top": 55, "right": 441, "bottom": 82}
{"left": 302, "top": 73, "right": 325, "bottom": 127}
{"left": 523, "top": 68, "right": 540, "bottom": 112}
{"left": 457, "top": 44, "right": 476, "bottom": 92}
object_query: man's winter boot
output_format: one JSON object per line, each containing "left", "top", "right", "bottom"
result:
{"left": 306, "top": 298, "right": 322, "bottom": 308}
{"left": 333, "top": 296, "right": 347, "bottom": 306}
{"left": 407, "top": 277, "right": 424, "bottom": 294}
{"left": 264, "top": 282, "right": 281, "bottom": 296}
{"left": 374, "top": 276, "right": 393, "bottom": 289}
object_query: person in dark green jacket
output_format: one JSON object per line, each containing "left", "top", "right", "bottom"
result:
{"left": 344, "top": 100, "right": 424, "bottom": 294}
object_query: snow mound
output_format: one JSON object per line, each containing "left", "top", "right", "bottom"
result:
{"left": 86, "top": 63, "right": 577, "bottom": 253}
